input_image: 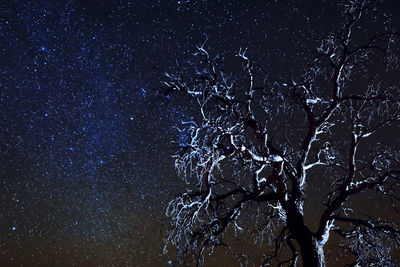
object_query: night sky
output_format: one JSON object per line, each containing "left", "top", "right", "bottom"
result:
{"left": 1, "top": 1, "right": 400, "bottom": 266}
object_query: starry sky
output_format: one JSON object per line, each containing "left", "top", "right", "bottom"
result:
{"left": 1, "top": 1, "right": 400, "bottom": 266}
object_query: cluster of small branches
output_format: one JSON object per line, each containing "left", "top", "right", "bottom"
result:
{"left": 163, "top": 1, "right": 400, "bottom": 266}
{"left": 334, "top": 217, "right": 400, "bottom": 266}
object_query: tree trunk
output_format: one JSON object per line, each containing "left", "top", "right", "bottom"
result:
{"left": 296, "top": 233, "right": 325, "bottom": 267}
{"left": 297, "top": 236, "right": 325, "bottom": 267}
{"left": 285, "top": 204, "right": 325, "bottom": 267}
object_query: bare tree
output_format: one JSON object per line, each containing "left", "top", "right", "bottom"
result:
{"left": 163, "top": 1, "right": 400, "bottom": 266}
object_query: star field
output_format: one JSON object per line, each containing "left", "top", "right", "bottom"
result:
{"left": 1, "top": 0, "right": 400, "bottom": 266}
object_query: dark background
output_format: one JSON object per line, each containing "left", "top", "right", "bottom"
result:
{"left": 1, "top": 0, "right": 399, "bottom": 266}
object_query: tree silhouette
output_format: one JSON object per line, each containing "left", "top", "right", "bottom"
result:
{"left": 163, "top": 1, "right": 400, "bottom": 266}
